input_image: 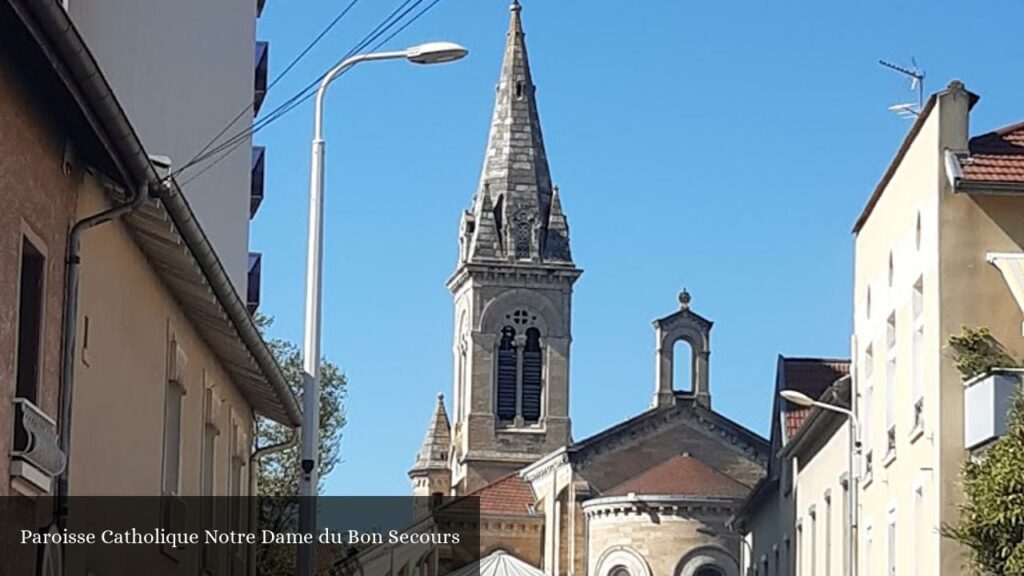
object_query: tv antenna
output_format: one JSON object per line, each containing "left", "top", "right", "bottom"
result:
{"left": 879, "top": 58, "right": 925, "bottom": 118}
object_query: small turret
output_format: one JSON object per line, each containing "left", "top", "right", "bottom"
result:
{"left": 409, "top": 393, "right": 452, "bottom": 516}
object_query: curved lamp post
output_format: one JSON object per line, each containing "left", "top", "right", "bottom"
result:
{"left": 298, "top": 41, "right": 468, "bottom": 576}
{"left": 780, "top": 389, "right": 861, "bottom": 576}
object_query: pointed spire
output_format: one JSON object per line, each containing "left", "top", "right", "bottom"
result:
{"left": 543, "top": 185, "right": 572, "bottom": 262}
{"left": 461, "top": 0, "right": 573, "bottom": 266}
{"left": 409, "top": 393, "right": 451, "bottom": 475}
{"left": 470, "top": 187, "right": 500, "bottom": 259}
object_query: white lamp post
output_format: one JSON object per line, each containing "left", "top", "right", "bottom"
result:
{"left": 780, "top": 389, "right": 861, "bottom": 576}
{"left": 298, "top": 41, "right": 468, "bottom": 576}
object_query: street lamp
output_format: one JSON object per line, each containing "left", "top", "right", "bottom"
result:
{"left": 298, "top": 41, "right": 468, "bottom": 576}
{"left": 780, "top": 389, "right": 861, "bottom": 576}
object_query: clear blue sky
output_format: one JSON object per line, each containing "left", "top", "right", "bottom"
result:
{"left": 251, "top": 0, "right": 1024, "bottom": 496}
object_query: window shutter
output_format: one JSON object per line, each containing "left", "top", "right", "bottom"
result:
{"left": 521, "top": 328, "right": 542, "bottom": 422}
{"left": 496, "top": 327, "right": 517, "bottom": 420}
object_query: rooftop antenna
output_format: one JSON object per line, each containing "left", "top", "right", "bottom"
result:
{"left": 879, "top": 58, "right": 925, "bottom": 118}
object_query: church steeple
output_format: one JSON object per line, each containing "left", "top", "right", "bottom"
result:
{"left": 461, "top": 0, "right": 573, "bottom": 265}
{"left": 445, "top": 1, "right": 580, "bottom": 495}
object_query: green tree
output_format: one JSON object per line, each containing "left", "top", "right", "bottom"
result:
{"left": 253, "top": 314, "right": 347, "bottom": 575}
{"left": 945, "top": 391, "right": 1024, "bottom": 574}
{"left": 948, "top": 326, "right": 1018, "bottom": 380}
{"left": 944, "top": 327, "right": 1024, "bottom": 575}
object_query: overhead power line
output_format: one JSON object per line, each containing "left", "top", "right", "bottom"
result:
{"left": 175, "top": 0, "right": 365, "bottom": 180}
{"left": 168, "top": 0, "right": 443, "bottom": 185}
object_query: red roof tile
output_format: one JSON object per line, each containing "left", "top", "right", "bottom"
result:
{"left": 603, "top": 454, "right": 749, "bottom": 498}
{"left": 779, "top": 358, "right": 850, "bottom": 440}
{"left": 961, "top": 121, "right": 1024, "bottom": 183}
{"left": 468, "top": 473, "right": 536, "bottom": 516}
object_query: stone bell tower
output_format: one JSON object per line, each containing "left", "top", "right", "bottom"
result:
{"left": 445, "top": 0, "right": 581, "bottom": 495}
{"left": 653, "top": 290, "right": 713, "bottom": 409}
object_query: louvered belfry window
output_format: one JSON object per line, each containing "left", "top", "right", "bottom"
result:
{"left": 495, "top": 311, "right": 545, "bottom": 425}
{"left": 496, "top": 326, "right": 518, "bottom": 420}
{"left": 521, "top": 328, "right": 543, "bottom": 422}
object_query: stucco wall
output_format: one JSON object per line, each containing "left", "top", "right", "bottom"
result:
{"left": 850, "top": 82, "right": 1024, "bottom": 575}
{"left": 70, "top": 181, "right": 254, "bottom": 497}
{"left": 853, "top": 87, "right": 945, "bottom": 576}
{"left": 67, "top": 0, "right": 256, "bottom": 292}
{"left": 792, "top": 422, "right": 850, "bottom": 576}
{"left": 0, "top": 48, "right": 75, "bottom": 497}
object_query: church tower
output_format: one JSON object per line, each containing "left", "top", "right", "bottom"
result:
{"left": 446, "top": 0, "right": 581, "bottom": 494}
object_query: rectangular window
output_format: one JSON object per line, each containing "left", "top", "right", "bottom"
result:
{"left": 16, "top": 237, "right": 46, "bottom": 403}
{"left": 888, "top": 516, "right": 897, "bottom": 576}
{"left": 162, "top": 336, "right": 187, "bottom": 496}
{"left": 201, "top": 414, "right": 218, "bottom": 572}
{"left": 913, "top": 486, "right": 924, "bottom": 576}
{"left": 865, "top": 525, "right": 873, "bottom": 576}
{"left": 885, "top": 313, "right": 897, "bottom": 458}
{"left": 863, "top": 345, "right": 874, "bottom": 478}
{"left": 810, "top": 510, "right": 818, "bottom": 576}
{"left": 841, "top": 481, "right": 850, "bottom": 576}
{"left": 162, "top": 384, "right": 184, "bottom": 496}
{"left": 796, "top": 524, "right": 803, "bottom": 576}
{"left": 824, "top": 495, "right": 832, "bottom": 576}
{"left": 912, "top": 277, "right": 924, "bottom": 431}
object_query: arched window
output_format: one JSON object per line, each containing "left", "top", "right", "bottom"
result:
{"left": 496, "top": 326, "right": 517, "bottom": 421}
{"left": 494, "top": 310, "right": 545, "bottom": 425}
{"left": 522, "top": 328, "right": 543, "bottom": 422}
{"left": 673, "top": 339, "right": 694, "bottom": 394}
{"left": 694, "top": 567, "right": 724, "bottom": 576}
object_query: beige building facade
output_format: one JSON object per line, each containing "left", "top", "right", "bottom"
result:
{"left": 732, "top": 358, "right": 850, "bottom": 576}
{"left": 736, "top": 80, "right": 1024, "bottom": 576}
{"left": 852, "top": 80, "right": 1024, "bottom": 575}
{"left": 1, "top": 3, "right": 300, "bottom": 574}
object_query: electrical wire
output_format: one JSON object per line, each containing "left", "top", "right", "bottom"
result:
{"left": 175, "top": 0, "right": 432, "bottom": 175}
{"left": 175, "top": 0, "right": 365, "bottom": 179}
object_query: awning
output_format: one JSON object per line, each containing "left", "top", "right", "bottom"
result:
{"left": 444, "top": 551, "right": 544, "bottom": 576}
{"left": 987, "top": 253, "right": 1024, "bottom": 331}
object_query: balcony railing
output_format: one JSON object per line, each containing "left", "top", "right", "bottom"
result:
{"left": 254, "top": 42, "right": 269, "bottom": 116}
{"left": 247, "top": 252, "right": 262, "bottom": 315}
{"left": 11, "top": 398, "right": 67, "bottom": 493}
{"left": 250, "top": 146, "right": 265, "bottom": 219}
{"left": 965, "top": 370, "right": 1021, "bottom": 452}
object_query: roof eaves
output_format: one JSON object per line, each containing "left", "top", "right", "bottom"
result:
{"left": 16, "top": 0, "right": 301, "bottom": 426}
{"left": 852, "top": 89, "right": 980, "bottom": 234}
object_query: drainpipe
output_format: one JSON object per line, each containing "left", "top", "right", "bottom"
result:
{"left": 56, "top": 177, "right": 154, "bottom": 527}
{"left": 248, "top": 426, "right": 300, "bottom": 576}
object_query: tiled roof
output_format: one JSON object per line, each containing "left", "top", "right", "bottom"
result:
{"left": 603, "top": 454, "right": 749, "bottom": 498}
{"left": 961, "top": 121, "right": 1024, "bottom": 183}
{"left": 468, "top": 473, "right": 537, "bottom": 516}
{"left": 779, "top": 358, "right": 850, "bottom": 440}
